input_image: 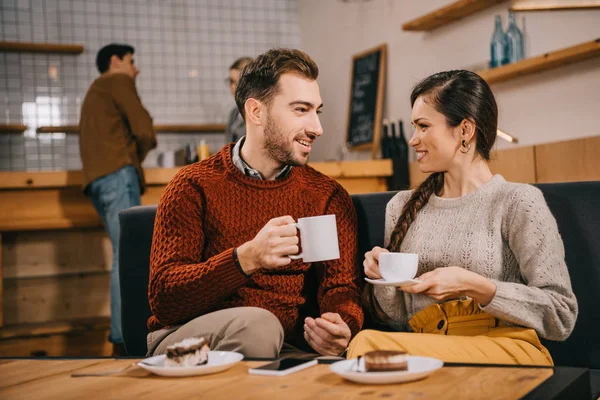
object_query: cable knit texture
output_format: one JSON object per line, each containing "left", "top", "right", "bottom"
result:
{"left": 148, "top": 144, "right": 364, "bottom": 346}
{"left": 375, "top": 174, "right": 578, "bottom": 341}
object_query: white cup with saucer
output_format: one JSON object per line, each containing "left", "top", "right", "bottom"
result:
{"left": 365, "top": 252, "right": 421, "bottom": 287}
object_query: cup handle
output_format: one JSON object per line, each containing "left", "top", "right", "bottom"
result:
{"left": 288, "top": 223, "right": 302, "bottom": 260}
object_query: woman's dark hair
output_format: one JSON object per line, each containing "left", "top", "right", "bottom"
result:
{"left": 363, "top": 70, "right": 498, "bottom": 323}
{"left": 96, "top": 43, "right": 135, "bottom": 74}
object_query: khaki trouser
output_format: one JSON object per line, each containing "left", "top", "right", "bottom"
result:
{"left": 347, "top": 298, "right": 553, "bottom": 366}
{"left": 147, "top": 307, "right": 285, "bottom": 358}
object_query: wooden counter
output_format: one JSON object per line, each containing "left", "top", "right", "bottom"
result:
{"left": 0, "top": 160, "right": 391, "bottom": 232}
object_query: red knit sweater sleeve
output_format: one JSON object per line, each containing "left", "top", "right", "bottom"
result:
{"left": 317, "top": 185, "right": 364, "bottom": 337}
{"left": 148, "top": 168, "right": 249, "bottom": 327}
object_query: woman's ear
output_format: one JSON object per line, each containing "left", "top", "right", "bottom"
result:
{"left": 461, "top": 118, "right": 476, "bottom": 142}
{"left": 244, "top": 98, "right": 263, "bottom": 127}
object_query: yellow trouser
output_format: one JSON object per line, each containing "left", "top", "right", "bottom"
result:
{"left": 348, "top": 298, "right": 553, "bottom": 366}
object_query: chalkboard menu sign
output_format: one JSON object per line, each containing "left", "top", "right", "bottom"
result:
{"left": 346, "top": 44, "right": 387, "bottom": 158}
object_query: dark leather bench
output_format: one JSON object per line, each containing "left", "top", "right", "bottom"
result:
{"left": 120, "top": 181, "right": 599, "bottom": 397}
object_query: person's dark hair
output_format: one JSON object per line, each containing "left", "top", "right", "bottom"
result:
{"left": 363, "top": 70, "right": 498, "bottom": 323}
{"left": 229, "top": 56, "right": 254, "bottom": 71}
{"left": 234, "top": 48, "right": 319, "bottom": 119}
{"left": 96, "top": 43, "right": 135, "bottom": 74}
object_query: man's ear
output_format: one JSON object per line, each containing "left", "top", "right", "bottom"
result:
{"left": 244, "top": 98, "right": 263, "bottom": 126}
{"left": 461, "top": 118, "right": 476, "bottom": 142}
{"left": 109, "top": 54, "right": 120, "bottom": 69}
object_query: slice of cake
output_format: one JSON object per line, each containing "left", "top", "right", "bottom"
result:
{"left": 363, "top": 350, "right": 408, "bottom": 372}
{"left": 164, "top": 336, "right": 210, "bottom": 367}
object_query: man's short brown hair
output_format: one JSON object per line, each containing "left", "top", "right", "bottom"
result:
{"left": 234, "top": 48, "right": 319, "bottom": 120}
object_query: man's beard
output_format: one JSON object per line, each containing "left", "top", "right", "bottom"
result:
{"left": 263, "top": 113, "right": 308, "bottom": 167}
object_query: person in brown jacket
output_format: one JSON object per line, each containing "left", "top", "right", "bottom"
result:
{"left": 79, "top": 43, "right": 156, "bottom": 355}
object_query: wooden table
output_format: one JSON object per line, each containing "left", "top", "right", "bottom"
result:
{"left": 0, "top": 358, "right": 590, "bottom": 400}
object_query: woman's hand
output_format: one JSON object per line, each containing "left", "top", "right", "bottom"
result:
{"left": 363, "top": 246, "right": 389, "bottom": 279}
{"left": 402, "top": 266, "right": 497, "bottom": 305}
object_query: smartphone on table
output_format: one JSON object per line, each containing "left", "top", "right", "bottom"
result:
{"left": 248, "top": 358, "right": 318, "bottom": 376}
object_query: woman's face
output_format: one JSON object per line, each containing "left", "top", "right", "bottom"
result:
{"left": 409, "top": 96, "right": 463, "bottom": 173}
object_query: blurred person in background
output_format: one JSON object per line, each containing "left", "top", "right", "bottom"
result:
{"left": 224, "top": 56, "right": 253, "bottom": 144}
{"left": 79, "top": 43, "right": 156, "bottom": 356}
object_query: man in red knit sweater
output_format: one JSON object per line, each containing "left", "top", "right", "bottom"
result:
{"left": 147, "top": 48, "right": 364, "bottom": 358}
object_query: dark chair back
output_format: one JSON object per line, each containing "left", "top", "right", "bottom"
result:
{"left": 119, "top": 205, "right": 157, "bottom": 356}
{"left": 351, "top": 191, "right": 397, "bottom": 257}
{"left": 536, "top": 182, "right": 600, "bottom": 369}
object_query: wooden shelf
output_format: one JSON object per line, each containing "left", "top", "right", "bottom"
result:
{"left": 0, "top": 41, "right": 84, "bottom": 54}
{"left": 477, "top": 38, "right": 600, "bottom": 84}
{"left": 36, "top": 124, "right": 226, "bottom": 134}
{"left": 0, "top": 124, "right": 27, "bottom": 133}
{"left": 36, "top": 125, "right": 79, "bottom": 133}
{"left": 511, "top": 0, "right": 600, "bottom": 12}
{"left": 402, "top": 0, "right": 508, "bottom": 31}
{"left": 154, "top": 124, "right": 226, "bottom": 133}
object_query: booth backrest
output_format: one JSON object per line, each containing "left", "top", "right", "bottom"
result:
{"left": 119, "top": 181, "right": 600, "bottom": 370}
{"left": 119, "top": 205, "right": 156, "bottom": 357}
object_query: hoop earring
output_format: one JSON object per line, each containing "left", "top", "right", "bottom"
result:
{"left": 460, "top": 139, "right": 471, "bottom": 154}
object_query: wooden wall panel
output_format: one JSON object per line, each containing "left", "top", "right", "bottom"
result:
{"left": 0, "top": 188, "right": 101, "bottom": 231}
{"left": 0, "top": 186, "right": 167, "bottom": 231}
{"left": 0, "top": 328, "right": 111, "bottom": 357}
{"left": 3, "top": 229, "right": 110, "bottom": 279}
{"left": 141, "top": 186, "right": 166, "bottom": 205}
{"left": 311, "top": 160, "right": 392, "bottom": 178}
{"left": 3, "top": 273, "right": 110, "bottom": 325}
{"left": 336, "top": 178, "right": 388, "bottom": 194}
{"left": 535, "top": 135, "right": 600, "bottom": 183}
{"left": 489, "top": 146, "right": 536, "bottom": 183}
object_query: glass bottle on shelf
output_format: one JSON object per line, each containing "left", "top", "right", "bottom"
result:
{"left": 490, "top": 15, "right": 507, "bottom": 68}
{"left": 505, "top": 11, "right": 525, "bottom": 64}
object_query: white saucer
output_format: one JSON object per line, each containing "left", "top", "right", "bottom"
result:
{"left": 364, "top": 277, "right": 422, "bottom": 287}
{"left": 329, "top": 356, "right": 443, "bottom": 385}
{"left": 137, "top": 351, "right": 243, "bottom": 377}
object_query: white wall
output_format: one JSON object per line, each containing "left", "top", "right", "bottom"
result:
{"left": 0, "top": 0, "right": 301, "bottom": 171}
{"left": 298, "top": 0, "right": 600, "bottom": 162}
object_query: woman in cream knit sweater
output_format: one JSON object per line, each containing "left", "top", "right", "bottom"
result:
{"left": 348, "top": 70, "right": 578, "bottom": 365}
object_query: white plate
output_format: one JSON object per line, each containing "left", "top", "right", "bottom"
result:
{"left": 364, "top": 277, "right": 422, "bottom": 287}
{"left": 330, "top": 356, "right": 443, "bottom": 385}
{"left": 138, "top": 351, "right": 244, "bottom": 377}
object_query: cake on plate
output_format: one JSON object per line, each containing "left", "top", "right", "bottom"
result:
{"left": 164, "top": 336, "right": 210, "bottom": 367}
{"left": 362, "top": 350, "right": 408, "bottom": 372}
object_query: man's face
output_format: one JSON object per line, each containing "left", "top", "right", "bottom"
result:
{"left": 261, "top": 73, "right": 323, "bottom": 167}
{"left": 111, "top": 53, "right": 139, "bottom": 79}
{"left": 228, "top": 68, "right": 241, "bottom": 97}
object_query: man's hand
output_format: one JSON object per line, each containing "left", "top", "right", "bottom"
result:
{"left": 304, "top": 313, "right": 351, "bottom": 356}
{"left": 236, "top": 216, "right": 299, "bottom": 275}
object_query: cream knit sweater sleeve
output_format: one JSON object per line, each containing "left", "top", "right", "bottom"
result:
{"left": 481, "top": 185, "right": 578, "bottom": 340}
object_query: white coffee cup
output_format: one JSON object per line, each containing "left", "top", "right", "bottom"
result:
{"left": 378, "top": 252, "right": 419, "bottom": 282}
{"left": 289, "top": 215, "right": 340, "bottom": 263}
